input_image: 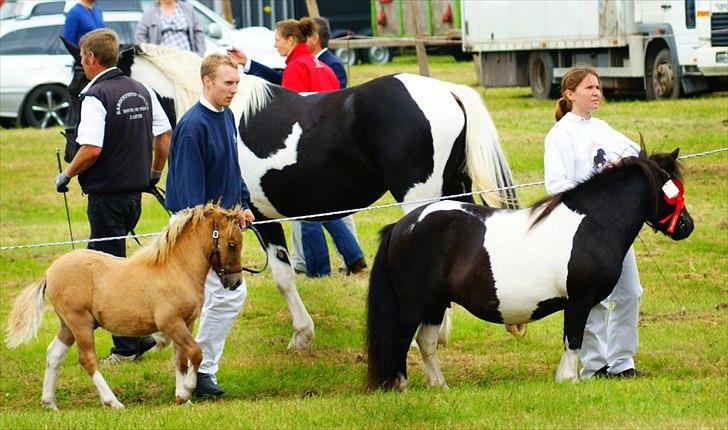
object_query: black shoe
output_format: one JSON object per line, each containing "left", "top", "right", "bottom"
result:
{"left": 194, "top": 372, "right": 225, "bottom": 396}
{"left": 611, "top": 368, "right": 641, "bottom": 378}
{"left": 592, "top": 365, "right": 610, "bottom": 378}
{"left": 135, "top": 335, "right": 157, "bottom": 359}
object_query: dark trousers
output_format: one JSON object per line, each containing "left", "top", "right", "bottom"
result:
{"left": 87, "top": 193, "right": 152, "bottom": 357}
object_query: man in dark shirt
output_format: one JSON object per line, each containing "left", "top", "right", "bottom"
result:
{"left": 165, "top": 53, "right": 255, "bottom": 396}
{"left": 55, "top": 28, "right": 172, "bottom": 365}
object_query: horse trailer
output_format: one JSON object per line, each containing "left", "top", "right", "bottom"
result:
{"left": 461, "top": 0, "right": 728, "bottom": 99}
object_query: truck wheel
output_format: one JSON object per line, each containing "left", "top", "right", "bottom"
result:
{"left": 646, "top": 48, "right": 681, "bottom": 100}
{"left": 22, "top": 84, "right": 69, "bottom": 128}
{"left": 528, "top": 52, "right": 558, "bottom": 99}
{"left": 366, "top": 46, "right": 391, "bottom": 64}
{"left": 334, "top": 47, "right": 357, "bottom": 66}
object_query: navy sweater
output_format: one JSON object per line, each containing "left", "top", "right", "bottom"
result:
{"left": 165, "top": 102, "right": 251, "bottom": 212}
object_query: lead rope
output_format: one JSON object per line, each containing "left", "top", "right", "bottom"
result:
{"left": 637, "top": 234, "right": 687, "bottom": 315}
{"left": 241, "top": 225, "right": 268, "bottom": 274}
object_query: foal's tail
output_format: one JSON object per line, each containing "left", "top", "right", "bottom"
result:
{"left": 5, "top": 279, "right": 47, "bottom": 348}
{"left": 366, "top": 224, "right": 400, "bottom": 390}
{"left": 448, "top": 84, "right": 520, "bottom": 209}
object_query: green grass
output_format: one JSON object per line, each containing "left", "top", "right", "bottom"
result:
{"left": 0, "top": 54, "right": 726, "bottom": 428}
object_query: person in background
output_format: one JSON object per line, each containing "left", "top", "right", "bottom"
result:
{"left": 228, "top": 17, "right": 366, "bottom": 277}
{"left": 165, "top": 53, "right": 255, "bottom": 396}
{"left": 63, "top": 0, "right": 104, "bottom": 46}
{"left": 136, "top": 0, "right": 205, "bottom": 56}
{"left": 543, "top": 65, "right": 642, "bottom": 379}
{"left": 54, "top": 29, "right": 172, "bottom": 366}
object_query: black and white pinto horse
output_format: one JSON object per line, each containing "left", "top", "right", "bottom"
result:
{"left": 62, "top": 42, "right": 518, "bottom": 350}
{"left": 366, "top": 149, "right": 694, "bottom": 390}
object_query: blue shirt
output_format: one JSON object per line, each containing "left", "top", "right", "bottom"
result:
{"left": 165, "top": 102, "right": 251, "bottom": 212}
{"left": 63, "top": 3, "right": 105, "bottom": 46}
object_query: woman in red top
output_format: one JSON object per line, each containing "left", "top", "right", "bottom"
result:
{"left": 272, "top": 18, "right": 366, "bottom": 278}
{"left": 274, "top": 18, "right": 340, "bottom": 92}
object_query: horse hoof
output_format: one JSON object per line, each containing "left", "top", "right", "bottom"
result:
{"left": 42, "top": 401, "right": 58, "bottom": 411}
{"left": 176, "top": 395, "right": 190, "bottom": 405}
{"left": 287, "top": 330, "right": 314, "bottom": 350}
{"left": 105, "top": 399, "right": 125, "bottom": 409}
{"left": 506, "top": 324, "right": 527, "bottom": 337}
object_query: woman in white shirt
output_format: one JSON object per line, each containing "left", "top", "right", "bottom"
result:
{"left": 544, "top": 65, "right": 642, "bottom": 379}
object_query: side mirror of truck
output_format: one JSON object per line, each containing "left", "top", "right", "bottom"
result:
{"left": 208, "top": 23, "right": 223, "bottom": 39}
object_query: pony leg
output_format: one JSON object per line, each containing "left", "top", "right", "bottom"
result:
{"left": 160, "top": 319, "right": 202, "bottom": 403}
{"left": 555, "top": 299, "right": 592, "bottom": 383}
{"left": 41, "top": 323, "right": 75, "bottom": 410}
{"left": 67, "top": 317, "right": 124, "bottom": 408}
{"left": 267, "top": 244, "right": 315, "bottom": 350}
{"left": 437, "top": 309, "right": 452, "bottom": 346}
{"left": 416, "top": 324, "right": 449, "bottom": 388}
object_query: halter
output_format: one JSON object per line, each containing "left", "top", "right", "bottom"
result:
{"left": 209, "top": 221, "right": 243, "bottom": 278}
{"left": 657, "top": 178, "right": 685, "bottom": 235}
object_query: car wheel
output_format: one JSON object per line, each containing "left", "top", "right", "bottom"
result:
{"left": 22, "top": 84, "right": 69, "bottom": 128}
{"left": 334, "top": 47, "right": 357, "bottom": 66}
{"left": 366, "top": 46, "right": 391, "bottom": 64}
{"left": 646, "top": 48, "right": 681, "bottom": 100}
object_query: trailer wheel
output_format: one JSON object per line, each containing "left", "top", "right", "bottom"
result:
{"left": 528, "top": 52, "right": 558, "bottom": 99}
{"left": 646, "top": 48, "right": 681, "bottom": 100}
{"left": 334, "top": 47, "right": 357, "bottom": 66}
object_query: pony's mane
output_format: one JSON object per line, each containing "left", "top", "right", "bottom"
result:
{"left": 231, "top": 74, "right": 273, "bottom": 124}
{"left": 530, "top": 148, "right": 682, "bottom": 227}
{"left": 131, "top": 203, "right": 240, "bottom": 265}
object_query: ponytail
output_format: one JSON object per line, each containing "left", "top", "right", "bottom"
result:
{"left": 554, "top": 97, "right": 571, "bottom": 121}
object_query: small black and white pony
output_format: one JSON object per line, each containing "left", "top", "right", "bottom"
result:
{"left": 62, "top": 41, "right": 518, "bottom": 350}
{"left": 366, "top": 148, "right": 694, "bottom": 390}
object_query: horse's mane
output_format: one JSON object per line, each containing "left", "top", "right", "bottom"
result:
{"left": 131, "top": 203, "right": 240, "bottom": 265}
{"left": 230, "top": 74, "right": 273, "bottom": 124}
{"left": 529, "top": 148, "right": 683, "bottom": 228}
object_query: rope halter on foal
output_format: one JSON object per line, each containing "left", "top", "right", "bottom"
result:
{"left": 658, "top": 178, "right": 685, "bottom": 235}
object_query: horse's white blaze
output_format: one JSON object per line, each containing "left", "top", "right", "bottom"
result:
{"left": 238, "top": 123, "right": 303, "bottom": 219}
{"left": 130, "top": 57, "right": 176, "bottom": 99}
{"left": 92, "top": 371, "right": 124, "bottom": 408}
{"left": 41, "top": 336, "right": 69, "bottom": 408}
{"left": 555, "top": 340, "right": 580, "bottom": 382}
{"left": 267, "top": 245, "right": 315, "bottom": 349}
{"left": 394, "top": 74, "right": 465, "bottom": 214}
{"left": 483, "top": 205, "right": 584, "bottom": 324}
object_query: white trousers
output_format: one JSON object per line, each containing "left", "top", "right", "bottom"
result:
{"left": 579, "top": 246, "right": 642, "bottom": 378}
{"left": 289, "top": 215, "right": 358, "bottom": 272}
{"left": 196, "top": 269, "right": 247, "bottom": 379}
{"left": 169, "top": 214, "right": 246, "bottom": 379}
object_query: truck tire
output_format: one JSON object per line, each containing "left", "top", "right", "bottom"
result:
{"left": 528, "top": 52, "right": 558, "bottom": 99}
{"left": 366, "top": 46, "right": 391, "bottom": 64}
{"left": 334, "top": 47, "right": 357, "bottom": 66}
{"left": 646, "top": 48, "right": 681, "bottom": 100}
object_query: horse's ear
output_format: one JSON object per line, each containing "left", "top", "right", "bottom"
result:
{"left": 117, "top": 45, "right": 135, "bottom": 76}
{"left": 61, "top": 36, "right": 80, "bottom": 63}
{"left": 670, "top": 148, "right": 680, "bottom": 160}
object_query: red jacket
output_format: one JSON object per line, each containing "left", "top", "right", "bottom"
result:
{"left": 281, "top": 43, "right": 339, "bottom": 92}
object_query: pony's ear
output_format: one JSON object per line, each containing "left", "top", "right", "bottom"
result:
{"left": 117, "top": 46, "right": 135, "bottom": 76}
{"left": 61, "top": 36, "right": 80, "bottom": 63}
{"left": 670, "top": 148, "right": 680, "bottom": 160}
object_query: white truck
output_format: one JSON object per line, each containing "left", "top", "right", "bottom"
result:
{"left": 461, "top": 0, "right": 728, "bottom": 99}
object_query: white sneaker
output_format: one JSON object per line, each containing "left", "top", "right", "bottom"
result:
{"left": 100, "top": 353, "right": 136, "bottom": 366}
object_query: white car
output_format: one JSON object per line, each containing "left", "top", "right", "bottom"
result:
{"left": 0, "top": 1, "right": 283, "bottom": 128}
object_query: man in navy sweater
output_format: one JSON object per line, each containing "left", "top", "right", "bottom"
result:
{"left": 165, "top": 53, "right": 255, "bottom": 396}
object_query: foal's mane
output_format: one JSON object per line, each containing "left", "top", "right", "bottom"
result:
{"left": 529, "top": 148, "right": 683, "bottom": 228}
{"left": 131, "top": 203, "right": 239, "bottom": 265}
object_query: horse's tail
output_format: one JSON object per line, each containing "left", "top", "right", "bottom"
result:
{"left": 448, "top": 84, "right": 520, "bottom": 209}
{"left": 366, "top": 224, "right": 401, "bottom": 390}
{"left": 5, "top": 279, "right": 47, "bottom": 348}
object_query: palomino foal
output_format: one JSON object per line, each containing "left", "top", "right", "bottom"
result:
{"left": 5, "top": 204, "right": 246, "bottom": 409}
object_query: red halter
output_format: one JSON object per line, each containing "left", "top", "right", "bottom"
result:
{"left": 658, "top": 179, "right": 685, "bottom": 235}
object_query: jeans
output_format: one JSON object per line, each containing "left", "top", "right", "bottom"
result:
{"left": 87, "top": 193, "right": 153, "bottom": 357}
{"left": 290, "top": 216, "right": 359, "bottom": 273}
{"left": 301, "top": 218, "right": 364, "bottom": 277}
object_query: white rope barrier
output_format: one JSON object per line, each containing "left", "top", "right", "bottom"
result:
{"left": 1, "top": 147, "right": 725, "bottom": 251}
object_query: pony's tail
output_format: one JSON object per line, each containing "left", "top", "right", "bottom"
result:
{"left": 366, "top": 224, "right": 401, "bottom": 390}
{"left": 5, "top": 279, "right": 47, "bottom": 348}
{"left": 447, "top": 84, "right": 520, "bottom": 209}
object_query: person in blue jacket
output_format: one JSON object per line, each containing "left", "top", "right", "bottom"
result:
{"left": 63, "top": 0, "right": 104, "bottom": 46}
{"left": 165, "top": 53, "right": 255, "bottom": 396}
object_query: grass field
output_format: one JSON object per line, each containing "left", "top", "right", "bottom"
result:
{"left": 1, "top": 54, "right": 726, "bottom": 428}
